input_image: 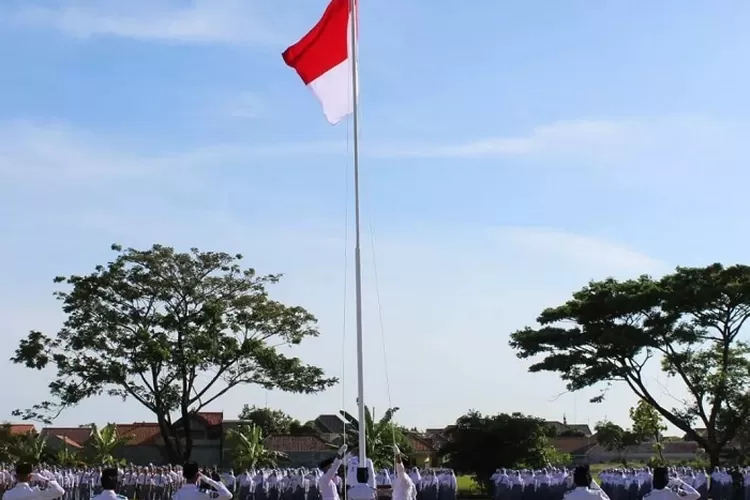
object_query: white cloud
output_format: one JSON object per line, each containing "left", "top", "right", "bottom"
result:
{"left": 490, "top": 226, "right": 666, "bottom": 276}
{"left": 378, "top": 117, "right": 747, "bottom": 175}
{"left": 0, "top": 121, "right": 347, "bottom": 183}
{"left": 10, "top": 0, "right": 282, "bottom": 45}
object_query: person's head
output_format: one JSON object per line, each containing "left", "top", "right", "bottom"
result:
{"left": 101, "top": 468, "right": 118, "bottom": 491}
{"left": 652, "top": 467, "right": 669, "bottom": 490}
{"left": 15, "top": 463, "right": 32, "bottom": 483}
{"left": 183, "top": 462, "right": 200, "bottom": 484}
{"left": 318, "top": 457, "right": 335, "bottom": 473}
{"left": 573, "top": 466, "right": 591, "bottom": 488}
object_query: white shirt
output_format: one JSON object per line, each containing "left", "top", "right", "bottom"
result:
{"left": 173, "top": 479, "right": 232, "bottom": 500}
{"left": 564, "top": 486, "right": 609, "bottom": 500}
{"left": 645, "top": 486, "right": 700, "bottom": 500}
{"left": 2, "top": 480, "right": 65, "bottom": 500}
{"left": 91, "top": 491, "right": 127, "bottom": 500}
{"left": 392, "top": 464, "right": 416, "bottom": 500}
{"left": 318, "top": 460, "right": 342, "bottom": 500}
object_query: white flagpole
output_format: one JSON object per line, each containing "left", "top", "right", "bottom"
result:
{"left": 348, "top": 0, "right": 367, "bottom": 468}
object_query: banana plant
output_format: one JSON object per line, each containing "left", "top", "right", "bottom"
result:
{"left": 339, "top": 406, "right": 411, "bottom": 469}
{"left": 11, "top": 433, "right": 48, "bottom": 464}
{"left": 55, "top": 446, "right": 81, "bottom": 466}
{"left": 228, "top": 424, "right": 287, "bottom": 469}
{"left": 87, "top": 423, "right": 130, "bottom": 465}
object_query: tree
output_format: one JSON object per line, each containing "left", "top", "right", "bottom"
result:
{"left": 593, "top": 421, "right": 640, "bottom": 465}
{"left": 630, "top": 400, "right": 667, "bottom": 464}
{"left": 10, "top": 433, "right": 48, "bottom": 464}
{"left": 12, "top": 244, "right": 338, "bottom": 462}
{"left": 237, "top": 405, "right": 305, "bottom": 437}
{"left": 87, "top": 423, "right": 131, "bottom": 465}
{"left": 339, "top": 406, "right": 412, "bottom": 469}
{"left": 509, "top": 264, "right": 750, "bottom": 466}
{"left": 228, "top": 424, "right": 287, "bottom": 469}
{"left": 441, "top": 411, "right": 566, "bottom": 490}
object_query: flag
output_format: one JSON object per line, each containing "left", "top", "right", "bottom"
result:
{"left": 282, "top": 0, "right": 355, "bottom": 125}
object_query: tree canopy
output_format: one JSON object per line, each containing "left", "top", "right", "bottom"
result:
{"left": 441, "top": 411, "right": 568, "bottom": 487}
{"left": 238, "top": 405, "right": 317, "bottom": 436}
{"left": 510, "top": 263, "right": 750, "bottom": 466}
{"left": 11, "top": 244, "right": 337, "bottom": 462}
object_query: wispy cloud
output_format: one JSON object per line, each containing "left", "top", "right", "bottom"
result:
{"left": 378, "top": 117, "right": 747, "bottom": 173}
{"left": 0, "top": 121, "right": 346, "bottom": 183}
{"left": 9, "top": 0, "right": 282, "bottom": 46}
{"left": 490, "top": 226, "right": 666, "bottom": 275}
{"left": 2, "top": 116, "right": 743, "bottom": 185}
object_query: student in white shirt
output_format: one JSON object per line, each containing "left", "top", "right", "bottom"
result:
{"left": 90, "top": 469, "right": 126, "bottom": 500}
{"left": 318, "top": 445, "right": 348, "bottom": 500}
{"left": 644, "top": 468, "right": 699, "bottom": 500}
{"left": 2, "top": 463, "right": 65, "bottom": 500}
{"left": 563, "top": 466, "right": 609, "bottom": 500}
{"left": 391, "top": 447, "right": 416, "bottom": 500}
{"left": 173, "top": 462, "right": 232, "bottom": 500}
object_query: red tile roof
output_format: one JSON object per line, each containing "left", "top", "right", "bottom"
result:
{"left": 8, "top": 424, "right": 35, "bottom": 435}
{"left": 49, "top": 435, "right": 84, "bottom": 449}
{"left": 265, "top": 435, "right": 333, "bottom": 452}
{"left": 405, "top": 433, "right": 436, "bottom": 453}
{"left": 116, "top": 423, "right": 161, "bottom": 445}
{"left": 41, "top": 427, "right": 92, "bottom": 447}
{"left": 197, "top": 412, "right": 224, "bottom": 426}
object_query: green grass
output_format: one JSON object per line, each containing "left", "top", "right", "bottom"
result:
{"left": 457, "top": 476, "right": 480, "bottom": 493}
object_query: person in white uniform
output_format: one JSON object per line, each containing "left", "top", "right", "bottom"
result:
{"left": 391, "top": 447, "right": 416, "bottom": 500}
{"left": 2, "top": 463, "right": 65, "bottom": 500}
{"left": 643, "top": 468, "right": 699, "bottom": 500}
{"left": 563, "top": 466, "right": 609, "bottom": 500}
{"left": 90, "top": 469, "right": 125, "bottom": 500}
{"left": 172, "top": 462, "right": 232, "bottom": 500}
{"left": 318, "top": 445, "right": 348, "bottom": 500}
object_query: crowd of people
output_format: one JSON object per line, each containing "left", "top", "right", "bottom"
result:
{"left": 0, "top": 446, "right": 451, "bottom": 500}
{"left": 490, "top": 465, "right": 750, "bottom": 500}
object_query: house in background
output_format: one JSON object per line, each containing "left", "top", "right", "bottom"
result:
{"left": 33, "top": 411, "right": 439, "bottom": 467}
{"left": 545, "top": 421, "right": 593, "bottom": 437}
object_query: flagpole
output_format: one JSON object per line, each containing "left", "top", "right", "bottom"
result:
{"left": 348, "top": 0, "right": 367, "bottom": 469}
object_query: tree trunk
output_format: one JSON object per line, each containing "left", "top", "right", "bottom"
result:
{"left": 156, "top": 414, "right": 182, "bottom": 464}
{"left": 708, "top": 447, "right": 721, "bottom": 468}
{"left": 181, "top": 407, "right": 194, "bottom": 461}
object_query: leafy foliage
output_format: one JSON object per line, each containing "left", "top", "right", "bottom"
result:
{"left": 630, "top": 400, "right": 667, "bottom": 464}
{"left": 593, "top": 421, "right": 640, "bottom": 465}
{"left": 510, "top": 264, "right": 750, "bottom": 466}
{"left": 340, "top": 406, "right": 412, "bottom": 469}
{"left": 9, "top": 432, "right": 48, "bottom": 464}
{"left": 228, "top": 424, "right": 287, "bottom": 469}
{"left": 237, "top": 405, "right": 316, "bottom": 436}
{"left": 11, "top": 244, "right": 337, "bottom": 462}
{"left": 86, "top": 423, "right": 130, "bottom": 465}
{"left": 441, "top": 411, "right": 568, "bottom": 489}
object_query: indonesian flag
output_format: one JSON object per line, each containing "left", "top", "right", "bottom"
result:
{"left": 282, "top": 0, "right": 356, "bottom": 125}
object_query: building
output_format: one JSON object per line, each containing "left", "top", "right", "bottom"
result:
{"left": 36, "top": 412, "right": 437, "bottom": 468}
{"left": 550, "top": 436, "right": 702, "bottom": 464}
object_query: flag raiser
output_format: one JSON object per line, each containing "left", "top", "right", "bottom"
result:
{"left": 282, "top": 0, "right": 356, "bottom": 125}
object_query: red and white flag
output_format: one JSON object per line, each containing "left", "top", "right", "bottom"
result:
{"left": 282, "top": 0, "right": 356, "bottom": 125}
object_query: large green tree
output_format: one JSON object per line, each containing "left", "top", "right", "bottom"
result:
{"left": 510, "top": 263, "right": 750, "bottom": 466}
{"left": 11, "top": 244, "right": 337, "bottom": 462}
{"left": 441, "top": 411, "right": 566, "bottom": 489}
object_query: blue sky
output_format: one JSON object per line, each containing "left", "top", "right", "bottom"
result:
{"left": 1, "top": 0, "right": 749, "bottom": 434}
